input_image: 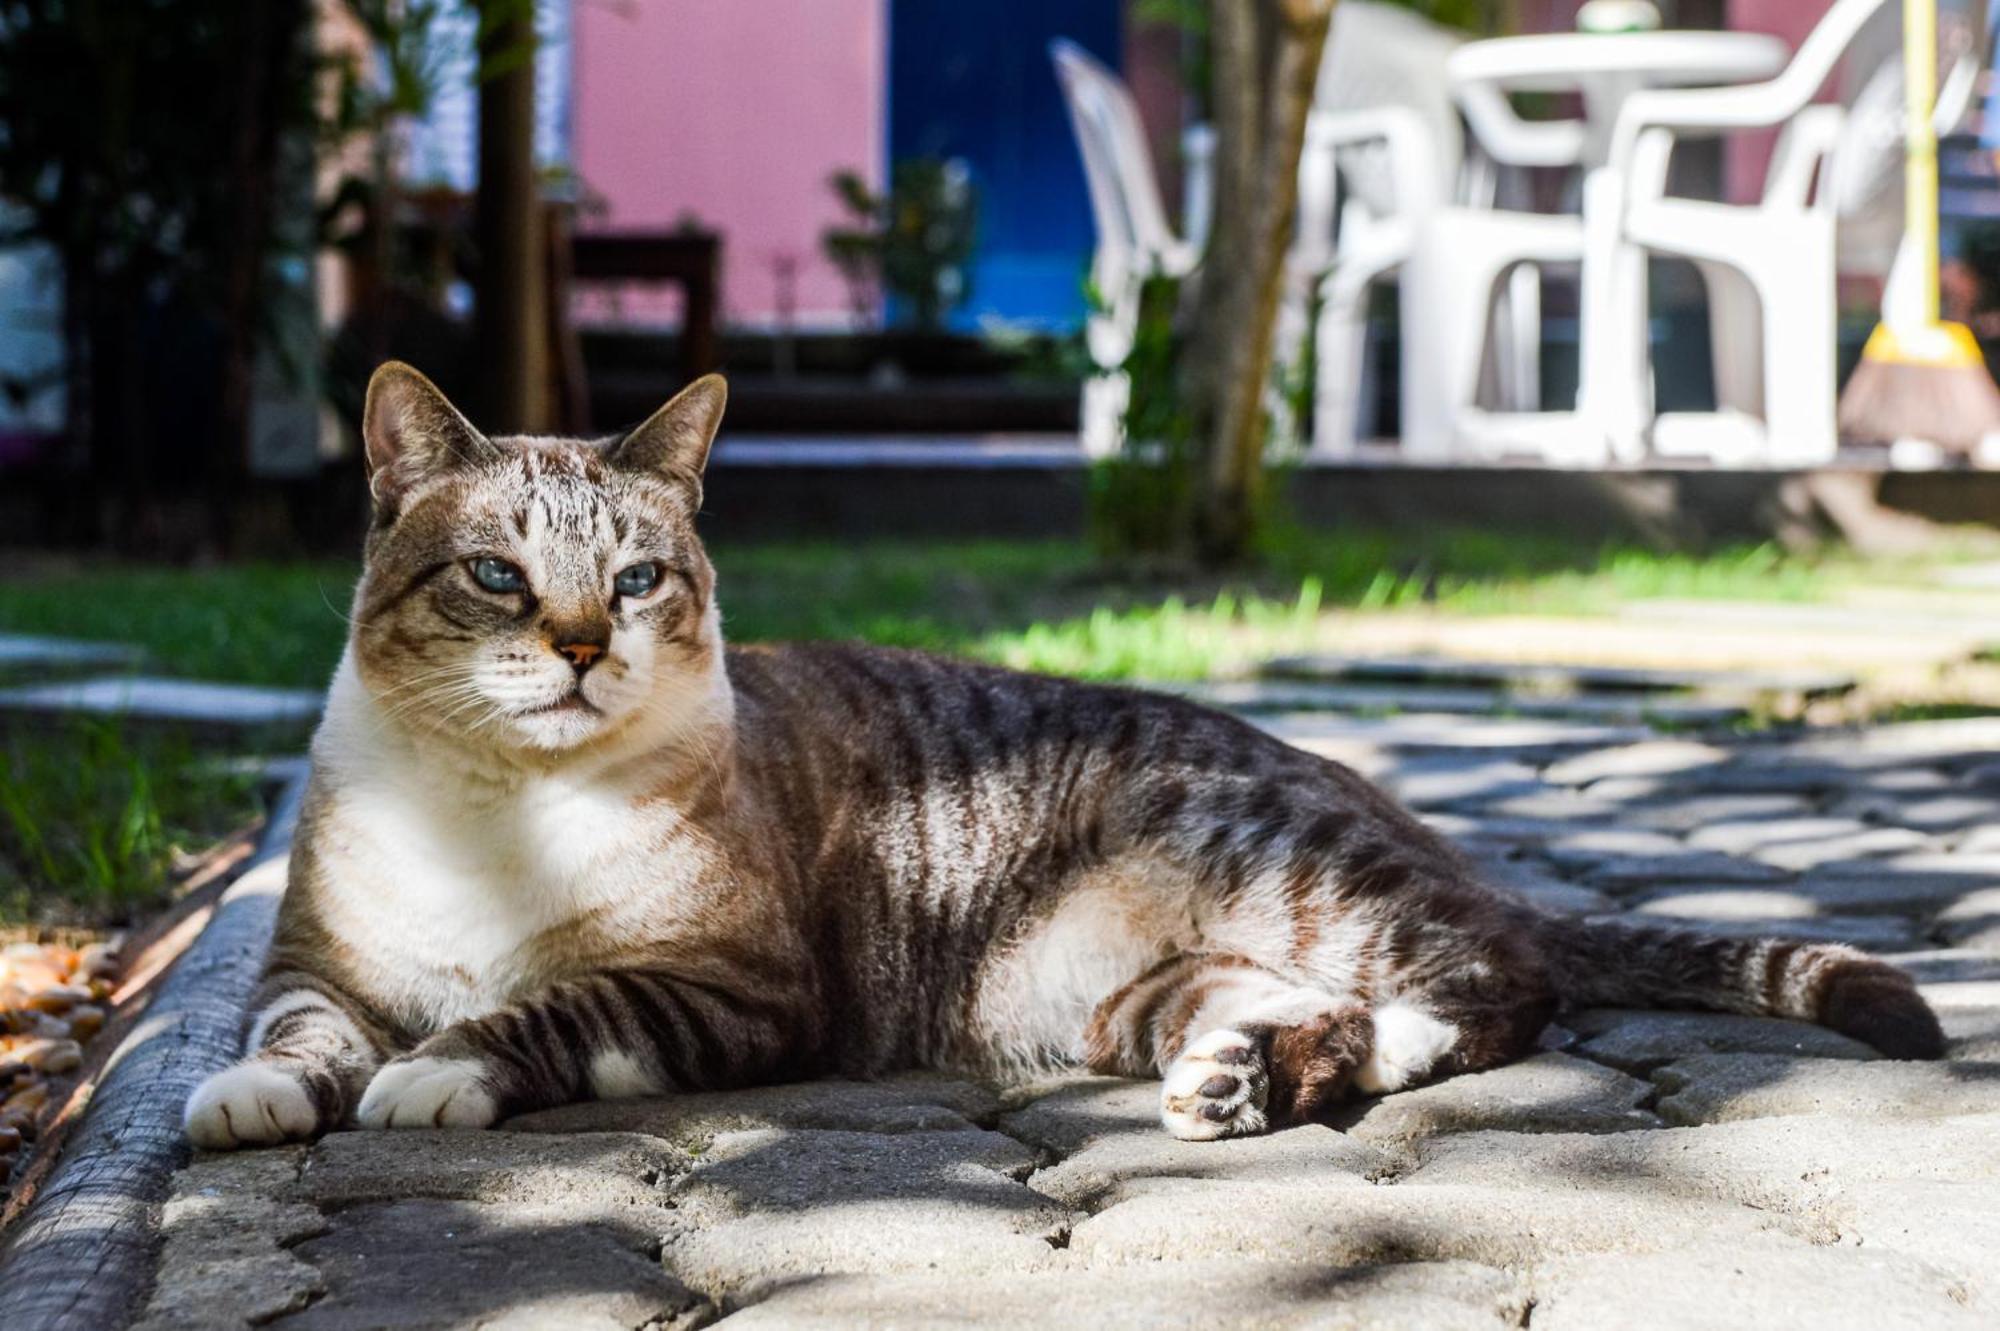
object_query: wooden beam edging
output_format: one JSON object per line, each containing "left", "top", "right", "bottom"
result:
{"left": 0, "top": 771, "right": 306, "bottom": 1330}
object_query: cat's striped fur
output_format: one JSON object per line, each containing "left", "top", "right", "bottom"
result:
{"left": 185, "top": 363, "right": 1945, "bottom": 1150}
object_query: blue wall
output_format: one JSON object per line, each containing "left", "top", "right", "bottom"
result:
{"left": 888, "top": 0, "right": 1123, "bottom": 329}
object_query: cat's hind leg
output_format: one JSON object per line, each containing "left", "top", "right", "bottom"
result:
{"left": 1353, "top": 965, "right": 1557, "bottom": 1096}
{"left": 1083, "top": 952, "right": 1372, "bottom": 1141}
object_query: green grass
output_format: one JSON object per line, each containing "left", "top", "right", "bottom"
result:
{"left": 0, "top": 721, "right": 260, "bottom": 925}
{"left": 0, "top": 531, "right": 1980, "bottom": 925}
{"left": 0, "top": 534, "right": 1910, "bottom": 691}
{"left": 0, "top": 562, "right": 360, "bottom": 689}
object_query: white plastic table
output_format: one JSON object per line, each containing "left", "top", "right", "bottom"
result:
{"left": 1444, "top": 31, "right": 1791, "bottom": 463}
{"left": 1449, "top": 31, "right": 1788, "bottom": 166}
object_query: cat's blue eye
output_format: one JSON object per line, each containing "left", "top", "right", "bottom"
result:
{"left": 614, "top": 562, "right": 662, "bottom": 599}
{"left": 469, "top": 557, "right": 526, "bottom": 593}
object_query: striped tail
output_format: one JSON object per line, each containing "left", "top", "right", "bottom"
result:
{"left": 1530, "top": 915, "right": 1945, "bottom": 1060}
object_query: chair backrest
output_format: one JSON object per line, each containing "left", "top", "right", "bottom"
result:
{"left": 1825, "top": 4, "right": 1982, "bottom": 223}
{"left": 1049, "top": 39, "right": 1181, "bottom": 274}
{"left": 1315, "top": 1, "right": 1465, "bottom": 216}
{"left": 1775, "top": 0, "right": 1898, "bottom": 107}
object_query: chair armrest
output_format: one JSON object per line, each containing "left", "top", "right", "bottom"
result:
{"left": 1609, "top": 80, "right": 1821, "bottom": 185}
{"left": 1762, "top": 104, "right": 1845, "bottom": 212}
{"left": 1306, "top": 106, "right": 1443, "bottom": 217}
{"left": 1455, "top": 81, "right": 1586, "bottom": 170}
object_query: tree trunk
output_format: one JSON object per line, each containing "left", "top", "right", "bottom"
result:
{"left": 474, "top": 1, "right": 549, "bottom": 434}
{"left": 1182, "top": 0, "right": 1335, "bottom": 566}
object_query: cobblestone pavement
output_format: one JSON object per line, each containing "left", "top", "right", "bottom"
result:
{"left": 141, "top": 713, "right": 2000, "bottom": 1330}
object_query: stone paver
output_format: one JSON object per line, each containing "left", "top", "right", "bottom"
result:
{"left": 137, "top": 706, "right": 2000, "bottom": 1328}
{"left": 656, "top": 1125, "right": 1067, "bottom": 1302}
{"left": 1528, "top": 1244, "right": 1986, "bottom": 1331}
{"left": 1334, "top": 1053, "right": 1660, "bottom": 1148}
{"left": 282, "top": 1200, "right": 707, "bottom": 1331}
{"left": 721, "top": 1260, "right": 1528, "bottom": 1330}
{"left": 1566, "top": 1009, "right": 1878, "bottom": 1071}
{"left": 1652, "top": 1054, "right": 2000, "bottom": 1125}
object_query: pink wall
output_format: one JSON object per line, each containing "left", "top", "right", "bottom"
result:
{"left": 572, "top": 0, "right": 886, "bottom": 327}
{"left": 1725, "top": 0, "right": 1833, "bottom": 202}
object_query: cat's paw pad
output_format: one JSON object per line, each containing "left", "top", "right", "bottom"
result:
{"left": 1160, "top": 1027, "right": 1269, "bottom": 1141}
{"left": 185, "top": 1060, "right": 319, "bottom": 1150}
{"left": 1354, "top": 1003, "right": 1459, "bottom": 1095}
{"left": 356, "top": 1056, "right": 498, "bottom": 1130}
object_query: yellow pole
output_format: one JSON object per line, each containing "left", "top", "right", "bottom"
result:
{"left": 1907, "top": 0, "right": 1941, "bottom": 329}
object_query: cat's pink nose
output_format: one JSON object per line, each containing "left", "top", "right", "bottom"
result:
{"left": 556, "top": 641, "right": 603, "bottom": 671}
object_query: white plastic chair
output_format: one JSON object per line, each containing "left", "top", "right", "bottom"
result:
{"left": 1300, "top": 1, "right": 1480, "bottom": 455}
{"left": 1050, "top": 39, "right": 1200, "bottom": 458}
{"left": 1387, "top": 53, "right": 1593, "bottom": 462}
{"left": 1303, "top": 105, "right": 1443, "bottom": 456}
{"left": 1602, "top": 0, "right": 1976, "bottom": 465}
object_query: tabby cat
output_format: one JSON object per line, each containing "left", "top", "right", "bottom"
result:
{"left": 185, "top": 363, "right": 1944, "bottom": 1149}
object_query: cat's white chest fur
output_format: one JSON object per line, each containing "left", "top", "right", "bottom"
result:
{"left": 307, "top": 675, "right": 691, "bottom": 1026}
{"left": 321, "top": 772, "right": 650, "bottom": 1022}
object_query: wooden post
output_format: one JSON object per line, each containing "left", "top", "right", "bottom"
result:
{"left": 474, "top": 0, "right": 549, "bottom": 433}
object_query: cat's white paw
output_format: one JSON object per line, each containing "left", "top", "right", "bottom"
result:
{"left": 1354, "top": 1002, "right": 1458, "bottom": 1094}
{"left": 356, "top": 1056, "right": 498, "bottom": 1130}
{"left": 185, "top": 1060, "right": 319, "bottom": 1150}
{"left": 1160, "top": 1027, "right": 1269, "bottom": 1141}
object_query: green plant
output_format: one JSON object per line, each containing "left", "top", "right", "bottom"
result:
{"left": 823, "top": 159, "right": 979, "bottom": 330}
{"left": 1091, "top": 274, "right": 1200, "bottom": 558}
{"left": 0, "top": 722, "right": 260, "bottom": 924}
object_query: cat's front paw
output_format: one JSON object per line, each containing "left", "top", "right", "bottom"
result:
{"left": 1160, "top": 1027, "right": 1270, "bottom": 1141}
{"left": 356, "top": 1056, "right": 498, "bottom": 1130}
{"left": 185, "top": 1059, "right": 321, "bottom": 1150}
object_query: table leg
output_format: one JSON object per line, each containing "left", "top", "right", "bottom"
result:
{"left": 1578, "top": 166, "right": 1650, "bottom": 462}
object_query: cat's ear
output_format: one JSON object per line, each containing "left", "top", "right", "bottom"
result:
{"left": 361, "top": 361, "right": 499, "bottom": 507}
{"left": 609, "top": 374, "right": 727, "bottom": 490}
